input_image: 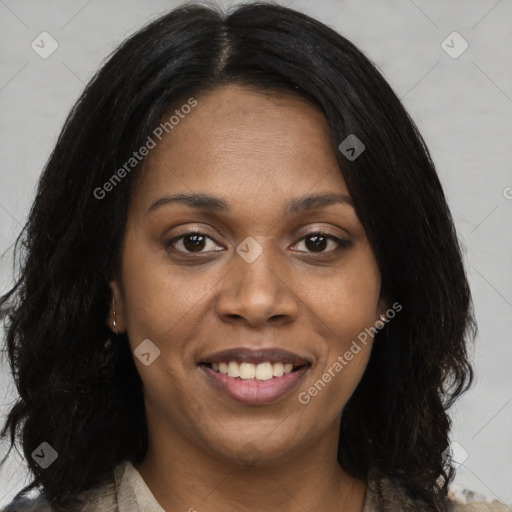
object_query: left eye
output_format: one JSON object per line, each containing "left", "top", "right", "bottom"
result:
{"left": 291, "top": 233, "right": 349, "bottom": 253}
{"left": 165, "top": 231, "right": 349, "bottom": 254}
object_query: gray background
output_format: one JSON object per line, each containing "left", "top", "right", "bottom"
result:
{"left": 1, "top": 0, "right": 511, "bottom": 506}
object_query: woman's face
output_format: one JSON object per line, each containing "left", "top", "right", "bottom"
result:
{"left": 111, "top": 84, "right": 387, "bottom": 465}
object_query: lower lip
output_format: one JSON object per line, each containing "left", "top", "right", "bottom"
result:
{"left": 200, "top": 365, "right": 310, "bottom": 405}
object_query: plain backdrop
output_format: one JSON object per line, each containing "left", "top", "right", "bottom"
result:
{"left": 1, "top": 0, "right": 511, "bottom": 507}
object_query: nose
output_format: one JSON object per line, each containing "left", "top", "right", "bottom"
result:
{"left": 216, "top": 242, "right": 299, "bottom": 328}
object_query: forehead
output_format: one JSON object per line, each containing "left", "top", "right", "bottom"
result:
{"left": 132, "top": 84, "right": 349, "bottom": 211}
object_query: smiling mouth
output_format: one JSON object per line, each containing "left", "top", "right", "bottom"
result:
{"left": 200, "top": 360, "right": 309, "bottom": 381}
{"left": 199, "top": 362, "right": 311, "bottom": 405}
{"left": 198, "top": 346, "right": 313, "bottom": 404}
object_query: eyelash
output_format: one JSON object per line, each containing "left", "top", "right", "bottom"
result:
{"left": 164, "top": 230, "right": 351, "bottom": 256}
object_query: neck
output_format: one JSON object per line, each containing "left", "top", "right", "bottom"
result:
{"left": 136, "top": 420, "right": 367, "bottom": 512}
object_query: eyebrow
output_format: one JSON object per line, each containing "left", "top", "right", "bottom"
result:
{"left": 147, "top": 192, "right": 354, "bottom": 215}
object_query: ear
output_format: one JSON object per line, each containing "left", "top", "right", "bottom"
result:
{"left": 108, "top": 280, "right": 127, "bottom": 333}
{"left": 376, "top": 293, "right": 390, "bottom": 323}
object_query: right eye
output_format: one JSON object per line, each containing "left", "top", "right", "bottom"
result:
{"left": 164, "top": 231, "right": 225, "bottom": 254}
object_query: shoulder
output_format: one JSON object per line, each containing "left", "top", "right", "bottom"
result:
{"left": 364, "top": 470, "right": 511, "bottom": 512}
{"left": 449, "top": 485, "right": 511, "bottom": 511}
{"left": 1, "top": 466, "right": 122, "bottom": 512}
{"left": 1, "top": 490, "right": 115, "bottom": 511}
{"left": 2, "top": 486, "right": 117, "bottom": 511}
{"left": 451, "top": 501, "right": 512, "bottom": 511}
{"left": 2, "top": 495, "right": 53, "bottom": 512}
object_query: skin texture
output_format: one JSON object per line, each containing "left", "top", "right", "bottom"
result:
{"left": 109, "top": 84, "right": 388, "bottom": 512}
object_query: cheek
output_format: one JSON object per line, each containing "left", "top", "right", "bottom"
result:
{"left": 118, "top": 235, "right": 200, "bottom": 417}
{"left": 307, "top": 249, "right": 382, "bottom": 342}
{"left": 299, "top": 247, "right": 381, "bottom": 404}
{"left": 119, "top": 230, "right": 213, "bottom": 345}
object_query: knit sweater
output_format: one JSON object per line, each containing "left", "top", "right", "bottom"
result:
{"left": 3, "top": 461, "right": 510, "bottom": 511}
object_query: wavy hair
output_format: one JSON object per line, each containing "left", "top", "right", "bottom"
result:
{"left": 1, "top": 2, "right": 475, "bottom": 509}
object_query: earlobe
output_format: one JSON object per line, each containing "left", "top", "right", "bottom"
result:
{"left": 108, "top": 280, "right": 126, "bottom": 333}
{"left": 377, "top": 295, "right": 391, "bottom": 323}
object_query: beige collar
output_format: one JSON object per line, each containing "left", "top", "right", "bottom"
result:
{"left": 115, "top": 460, "right": 165, "bottom": 512}
{"left": 114, "top": 460, "right": 373, "bottom": 512}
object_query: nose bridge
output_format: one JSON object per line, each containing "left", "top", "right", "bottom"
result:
{"left": 217, "top": 236, "right": 298, "bottom": 325}
{"left": 238, "top": 237, "right": 278, "bottom": 291}
{"left": 235, "top": 235, "right": 282, "bottom": 302}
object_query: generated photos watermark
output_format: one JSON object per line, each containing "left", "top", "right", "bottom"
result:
{"left": 298, "top": 301, "right": 402, "bottom": 405}
{"left": 31, "top": 441, "right": 59, "bottom": 469}
{"left": 134, "top": 338, "right": 161, "bottom": 366}
{"left": 93, "top": 97, "right": 198, "bottom": 200}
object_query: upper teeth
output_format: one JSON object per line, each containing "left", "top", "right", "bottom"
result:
{"left": 211, "top": 361, "right": 295, "bottom": 380}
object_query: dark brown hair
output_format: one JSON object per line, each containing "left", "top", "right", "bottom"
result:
{"left": 1, "top": 2, "right": 475, "bottom": 509}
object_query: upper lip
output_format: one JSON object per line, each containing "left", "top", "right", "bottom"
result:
{"left": 200, "top": 347, "right": 312, "bottom": 366}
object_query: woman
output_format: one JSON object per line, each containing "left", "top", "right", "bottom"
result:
{"left": 0, "top": 2, "right": 508, "bottom": 511}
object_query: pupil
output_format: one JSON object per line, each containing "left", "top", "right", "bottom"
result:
{"left": 184, "top": 234, "right": 205, "bottom": 252}
{"left": 305, "top": 234, "right": 326, "bottom": 252}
